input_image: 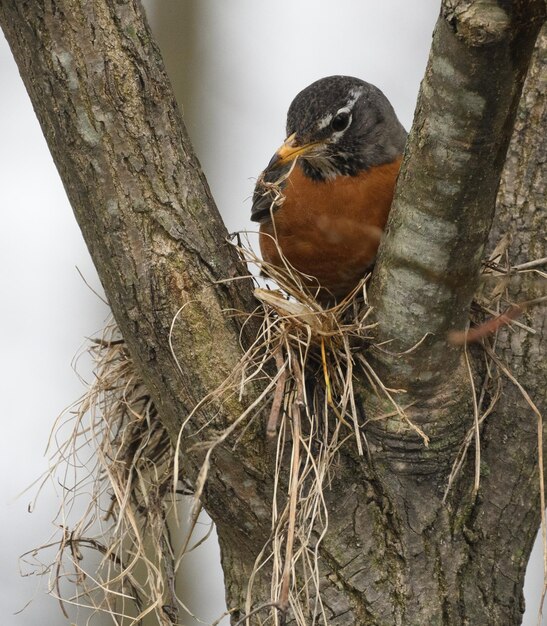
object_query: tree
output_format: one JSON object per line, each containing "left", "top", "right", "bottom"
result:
{"left": 1, "top": 1, "right": 545, "bottom": 625}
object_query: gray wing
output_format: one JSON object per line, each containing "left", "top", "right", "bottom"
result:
{"left": 250, "top": 165, "right": 290, "bottom": 223}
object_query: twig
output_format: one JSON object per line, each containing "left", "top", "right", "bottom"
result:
{"left": 279, "top": 352, "right": 303, "bottom": 615}
{"left": 463, "top": 335, "right": 481, "bottom": 496}
{"left": 267, "top": 345, "right": 287, "bottom": 438}
{"left": 233, "top": 602, "right": 283, "bottom": 626}
{"left": 512, "top": 256, "right": 547, "bottom": 270}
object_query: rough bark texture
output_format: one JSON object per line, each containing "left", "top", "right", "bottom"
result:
{"left": 367, "top": 1, "right": 543, "bottom": 465}
{"left": 1, "top": 1, "right": 545, "bottom": 625}
{"left": 0, "top": 0, "right": 272, "bottom": 538}
{"left": 472, "top": 26, "right": 547, "bottom": 620}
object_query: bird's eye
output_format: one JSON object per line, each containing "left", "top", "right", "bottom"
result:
{"left": 331, "top": 110, "right": 351, "bottom": 132}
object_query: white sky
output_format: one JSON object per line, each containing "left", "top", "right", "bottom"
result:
{"left": 0, "top": 1, "right": 543, "bottom": 624}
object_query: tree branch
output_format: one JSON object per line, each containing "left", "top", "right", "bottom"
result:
{"left": 366, "top": 0, "right": 545, "bottom": 467}
{"left": 0, "top": 1, "right": 258, "bottom": 432}
{"left": 0, "top": 0, "right": 275, "bottom": 543}
{"left": 464, "top": 25, "right": 547, "bottom": 618}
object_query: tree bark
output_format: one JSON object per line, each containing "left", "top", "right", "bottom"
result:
{"left": 472, "top": 24, "right": 547, "bottom": 621}
{"left": 0, "top": 1, "right": 545, "bottom": 625}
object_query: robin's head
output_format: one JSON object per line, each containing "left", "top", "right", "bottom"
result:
{"left": 267, "top": 75, "right": 407, "bottom": 181}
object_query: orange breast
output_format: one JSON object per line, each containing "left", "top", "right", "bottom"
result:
{"left": 259, "top": 157, "right": 402, "bottom": 300}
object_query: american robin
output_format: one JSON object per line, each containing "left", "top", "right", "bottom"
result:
{"left": 251, "top": 75, "right": 407, "bottom": 302}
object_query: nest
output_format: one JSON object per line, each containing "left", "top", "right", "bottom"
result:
{"left": 22, "top": 233, "right": 546, "bottom": 626}
{"left": 21, "top": 323, "right": 190, "bottom": 625}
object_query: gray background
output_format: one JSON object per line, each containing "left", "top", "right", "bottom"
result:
{"left": 1, "top": 1, "right": 544, "bottom": 624}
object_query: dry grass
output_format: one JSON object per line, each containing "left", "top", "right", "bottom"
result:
{"left": 170, "top": 235, "right": 394, "bottom": 625}
{"left": 445, "top": 237, "right": 546, "bottom": 499}
{"left": 233, "top": 246, "right": 377, "bottom": 625}
{"left": 22, "top": 230, "right": 546, "bottom": 626}
{"left": 21, "top": 323, "right": 194, "bottom": 625}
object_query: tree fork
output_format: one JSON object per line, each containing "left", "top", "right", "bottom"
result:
{"left": 1, "top": 1, "right": 545, "bottom": 624}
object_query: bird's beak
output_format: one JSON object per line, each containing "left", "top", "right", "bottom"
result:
{"left": 267, "top": 132, "right": 321, "bottom": 169}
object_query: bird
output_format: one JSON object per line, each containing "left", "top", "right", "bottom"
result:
{"left": 251, "top": 75, "right": 407, "bottom": 303}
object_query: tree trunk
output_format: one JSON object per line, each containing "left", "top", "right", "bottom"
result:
{"left": 0, "top": 1, "right": 545, "bottom": 625}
